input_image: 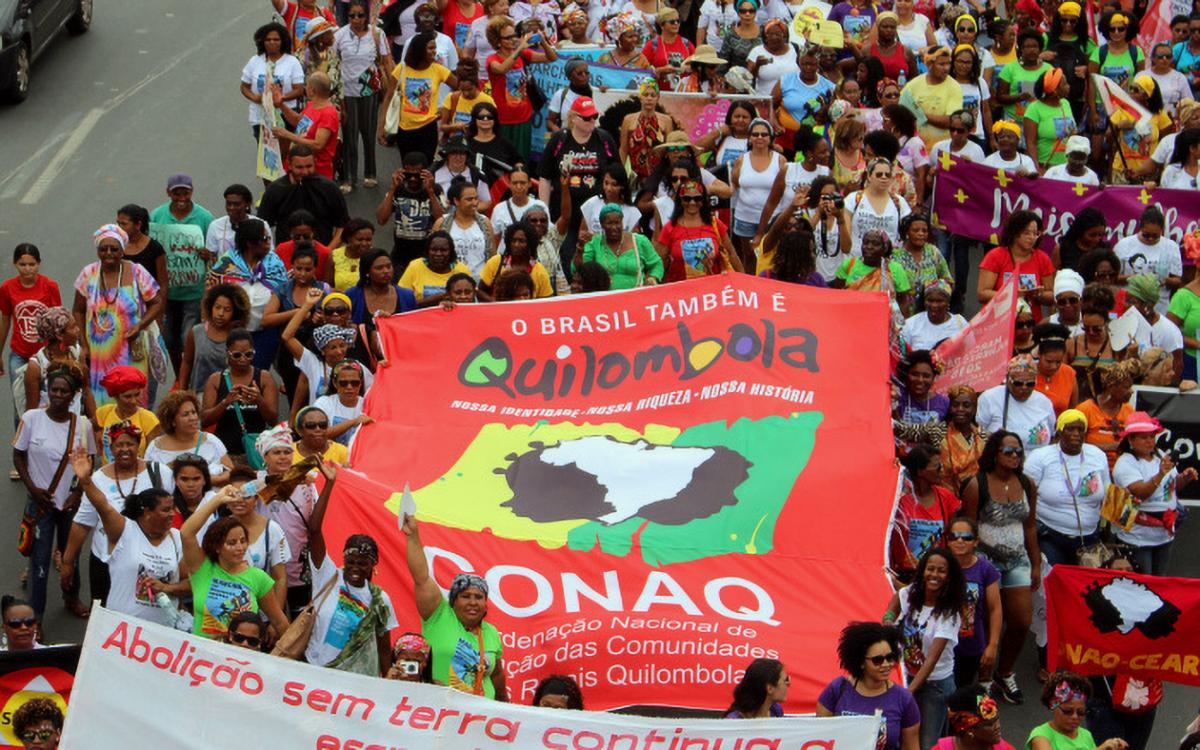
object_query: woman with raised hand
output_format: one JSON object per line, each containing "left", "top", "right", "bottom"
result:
{"left": 404, "top": 513, "right": 508, "bottom": 699}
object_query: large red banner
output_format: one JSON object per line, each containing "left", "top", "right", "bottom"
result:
{"left": 327, "top": 275, "right": 899, "bottom": 711}
{"left": 932, "top": 277, "right": 1017, "bottom": 394}
{"left": 1046, "top": 565, "right": 1200, "bottom": 686}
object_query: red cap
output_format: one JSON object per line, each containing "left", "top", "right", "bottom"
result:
{"left": 571, "top": 96, "right": 598, "bottom": 118}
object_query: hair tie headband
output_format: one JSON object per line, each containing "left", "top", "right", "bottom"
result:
{"left": 394, "top": 633, "right": 431, "bottom": 657}
{"left": 105, "top": 420, "right": 143, "bottom": 444}
{"left": 322, "top": 292, "right": 353, "bottom": 311}
{"left": 923, "top": 45, "right": 952, "bottom": 64}
{"left": 343, "top": 533, "right": 379, "bottom": 564}
{"left": 955, "top": 14, "right": 977, "bottom": 30}
{"left": 953, "top": 43, "right": 975, "bottom": 58}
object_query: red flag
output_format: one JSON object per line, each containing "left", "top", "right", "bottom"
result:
{"left": 931, "top": 277, "right": 1018, "bottom": 394}
{"left": 1045, "top": 565, "right": 1200, "bottom": 686}
{"left": 1137, "top": 0, "right": 1173, "bottom": 55}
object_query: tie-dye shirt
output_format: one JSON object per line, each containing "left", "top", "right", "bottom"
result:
{"left": 73, "top": 261, "right": 160, "bottom": 407}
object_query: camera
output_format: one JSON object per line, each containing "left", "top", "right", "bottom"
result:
{"left": 822, "top": 194, "right": 844, "bottom": 209}
{"left": 400, "top": 660, "right": 421, "bottom": 675}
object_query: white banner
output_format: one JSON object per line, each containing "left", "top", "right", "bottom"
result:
{"left": 63, "top": 608, "right": 882, "bottom": 749}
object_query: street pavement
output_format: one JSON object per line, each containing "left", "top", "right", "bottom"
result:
{"left": 0, "top": 1, "right": 1196, "bottom": 741}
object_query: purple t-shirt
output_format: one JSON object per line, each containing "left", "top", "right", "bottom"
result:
{"left": 817, "top": 677, "right": 919, "bottom": 750}
{"left": 827, "top": 2, "right": 877, "bottom": 56}
{"left": 956, "top": 556, "right": 1001, "bottom": 657}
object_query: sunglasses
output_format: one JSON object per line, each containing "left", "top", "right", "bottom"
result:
{"left": 872, "top": 172, "right": 892, "bottom": 179}
{"left": 324, "top": 305, "right": 350, "bottom": 314}
{"left": 663, "top": 17, "right": 680, "bottom": 23}
{"left": 679, "top": 194, "right": 704, "bottom": 203}
{"left": 475, "top": 114, "right": 495, "bottom": 121}
{"left": 1056, "top": 295, "right": 1080, "bottom": 305}
{"left": 750, "top": 131, "right": 771, "bottom": 138}
{"left": 501, "top": 33, "right": 517, "bottom": 40}
{"left": 176, "top": 452, "right": 205, "bottom": 464}
{"left": 228, "top": 350, "right": 255, "bottom": 360}
{"left": 867, "top": 651, "right": 900, "bottom": 666}
{"left": 19, "top": 730, "right": 57, "bottom": 743}
{"left": 230, "top": 632, "right": 262, "bottom": 648}
{"left": 579, "top": 114, "right": 598, "bottom": 121}
{"left": 6, "top": 617, "right": 37, "bottom": 628}
{"left": 882, "top": 91, "right": 900, "bottom": 99}
{"left": 949, "top": 531, "right": 977, "bottom": 541}
{"left": 949, "top": 126, "right": 968, "bottom": 133}
{"left": 302, "top": 421, "right": 329, "bottom": 430}
{"left": 738, "top": 6, "right": 756, "bottom": 11}
{"left": 1110, "top": 25, "right": 1127, "bottom": 31}
{"left": 337, "top": 379, "right": 363, "bottom": 387}
{"left": 1058, "top": 706, "right": 1087, "bottom": 717}
{"left": 1010, "top": 378, "right": 1036, "bottom": 387}
{"left": 1153, "top": 52, "right": 1173, "bottom": 59}
{"left": 1000, "top": 445, "right": 1024, "bottom": 456}
{"left": 1015, "top": 320, "right": 1033, "bottom": 329}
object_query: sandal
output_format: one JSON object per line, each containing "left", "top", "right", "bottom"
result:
{"left": 64, "top": 598, "right": 90, "bottom": 619}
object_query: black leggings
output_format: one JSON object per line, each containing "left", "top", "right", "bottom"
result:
{"left": 342, "top": 94, "right": 380, "bottom": 183}
{"left": 89, "top": 551, "right": 111, "bottom": 608}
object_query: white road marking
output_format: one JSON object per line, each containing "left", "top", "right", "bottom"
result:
{"left": 1183, "top": 500, "right": 1200, "bottom": 508}
{"left": 19, "top": 107, "right": 104, "bottom": 205}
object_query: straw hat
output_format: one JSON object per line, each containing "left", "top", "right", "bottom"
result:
{"left": 683, "top": 45, "right": 726, "bottom": 66}
{"left": 653, "top": 130, "right": 700, "bottom": 154}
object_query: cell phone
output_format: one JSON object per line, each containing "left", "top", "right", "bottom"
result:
{"left": 529, "top": 34, "right": 542, "bottom": 44}
{"left": 400, "top": 660, "right": 421, "bottom": 675}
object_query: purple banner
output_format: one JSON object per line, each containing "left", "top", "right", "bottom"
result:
{"left": 931, "top": 158, "right": 1200, "bottom": 254}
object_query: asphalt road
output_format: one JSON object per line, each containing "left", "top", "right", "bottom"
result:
{"left": 0, "top": 2, "right": 1196, "bottom": 742}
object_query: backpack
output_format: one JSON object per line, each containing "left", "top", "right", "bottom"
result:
{"left": 1097, "top": 43, "right": 1142, "bottom": 73}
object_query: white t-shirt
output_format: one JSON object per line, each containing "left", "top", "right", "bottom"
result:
{"left": 929, "top": 139, "right": 986, "bottom": 165}
{"left": 240, "top": 54, "right": 306, "bottom": 125}
{"left": 901, "top": 311, "right": 968, "bottom": 351}
{"left": 714, "top": 136, "right": 749, "bottom": 168}
{"left": 245, "top": 518, "right": 291, "bottom": 575}
{"left": 305, "top": 554, "right": 399, "bottom": 667}
{"left": 463, "top": 15, "right": 495, "bottom": 70}
{"left": 896, "top": 586, "right": 961, "bottom": 682}
{"left": 699, "top": 0, "right": 740, "bottom": 44}
{"left": 1152, "top": 132, "right": 1177, "bottom": 165}
{"left": 106, "top": 522, "right": 183, "bottom": 627}
{"left": 1134, "top": 312, "right": 1184, "bottom": 353}
{"left": 1148, "top": 68, "right": 1191, "bottom": 116}
{"left": 776, "top": 163, "right": 830, "bottom": 218}
{"left": 1160, "top": 163, "right": 1200, "bottom": 190}
{"left": 1042, "top": 164, "right": 1101, "bottom": 185}
{"left": 295, "top": 348, "right": 375, "bottom": 404}
{"left": 982, "top": 150, "right": 1036, "bottom": 174}
{"left": 335, "top": 26, "right": 390, "bottom": 98}
{"left": 491, "top": 197, "right": 549, "bottom": 255}
{"left": 1113, "top": 234, "right": 1183, "bottom": 314}
{"left": 12, "top": 410, "right": 95, "bottom": 508}
{"left": 434, "top": 167, "right": 489, "bottom": 202}
{"left": 747, "top": 44, "right": 799, "bottom": 98}
{"left": 975, "top": 385, "right": 1056, "bottom": 452}
{"left": 448, "top": 219, "right": 489, "bottom": 278}
{"left": 144, "top": 433, "right": 229, "bottom": 481}
{"left": 845, "top": 191, "right": 911, "bottom": 256}
{"left": 811, "top": 216, "right": 844, "bottom": 282}
{"left": 548, "top": 88, "right": 584, "bottom": 126}
{"left": 1024, "top": 444, "right": 1111, "bottom": 536}
{"left": 1112, "top": 453, "right": 1179, "bottom": 547}
{"left": 580, "top": 196, "right": 641, "bottom": 234}
{"left": 957, "top": 78, "right": 990, "bottom": 139}
{"left": 312, "top": 394, "right": 364, "bottom": 446}
{"left": 77, "top": 463, "right": 175, "bottom": 561}
{"left": 897, "top": 15, "right": 931, "bottom": 50}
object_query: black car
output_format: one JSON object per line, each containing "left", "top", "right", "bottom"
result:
{"left": 0, "top": 0, "right": 91, "bottom": 103}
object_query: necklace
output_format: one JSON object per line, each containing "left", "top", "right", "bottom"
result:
{"left": 112, "top": 464, "right": 139, "bottom": 501}
{"left": 98, "top": 261, "right": 123, "bottom": 305}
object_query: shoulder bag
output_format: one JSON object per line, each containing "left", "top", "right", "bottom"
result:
{"left": 18, "top": 414, "right": 77, "bottom": 557}
{"left": 271, "top": 573, "right": 340, "bottom": 660}
{"left": 1062, "top": 449, "right": 1114, "bottom": 567}
{"left": 225, "top": 369, "right": 265, "bottom": 470}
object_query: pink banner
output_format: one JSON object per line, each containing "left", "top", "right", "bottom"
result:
{"left": 932, "top": 158, "right": 1200, "bottom": 253}
{"left": 933, "top": 278, "right": 1017, "bottom": 393}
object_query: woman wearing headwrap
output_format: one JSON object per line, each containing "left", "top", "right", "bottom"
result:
{"left": 576, "top": 203, "right": 664, "bottom": 290}
{"left": 293, "top": 405, "right": 349, "bottom": 465}
{"left": 12, "top": 364, "right": 94, "bottom": 618}
{"left": 982, "top": 120, "right": 1038, "bottom": 175}
{"left": 1027, "top": 671, "right": 1129, "bottom": 750}
{"left": 747, "top": 19, "right": 798, "bottom": 98}
{"left": 656, "top": 180, "right": 742, "bottom": 283}
{"left": 1074, "top": 361, "right": 1138, "bottom": 467}
{"left": 1044, "top": 1, "right": 1095, "bottom": 123}
{"left": 302, "top": 459, "right": 397, "bottom": 674}
{"left": 404, "top": 515, "right": 508, "bottom": 699}
{"left": 313, "top": 360, "right": 372, "bottom": 447}
{"left": 61, "top": 420, "right": 176, "bottom": 614}
{"left": 72, "top": 224, "right": 164, "bottom": 408}
{"left": 1127, "top": 274, "right": 1184, "bottom": 384}
{"left": 938, "top": 684, "right": 1016, "bottom": 749}
{"left": 901, "top": 279, "right": 967, "bottom": 351}
{"left": 975, "top": 355, "right": 1058, "bottom": 452}
{"left": 558, "top": 8, "right": 593, "bottom": 47}
{"left": 1048, "top": 268, "right": 1085, "bottom": 334}
{"left": 94, "top": 365, "right": 160, "bottom": 462}
{"left": 1110, "top": 75, "right": 1170, "bottom": 183}
{"left": 895, "top": 384, "right": 989, "bottom": 492}
{"left": 1022, "top": 67, "right": 1077, "bottom": 171}
{"left": 718, "top": 0, "right": 762, "bottom": 72}
{"left": 388, "top": 633, "right": 434, "bottom": 681}
{"left": 547, "top": 58, "right": 593, "bottom": 133}
{"left": 899, "top": 45, "right": 964, "bottom": 149}
{"left": 597, "top": 13, "right": 652, "bottom": 68}
{"left": 1024, "top": 409, "right": 1111, "bottom": 567}
{"left": 283, "top": 287, "right": 376, "bottom": 420}
{"left": 620, "top": 80, "right": 677, "bottom": 182}
{"left": 22, "top": 307, "right": 96, "bottom": 423}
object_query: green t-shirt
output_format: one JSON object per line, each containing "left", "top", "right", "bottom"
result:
{"left": 149, "top": 203, "right": 216, "bottom": 301}
{"left": 1025, "top": 722, "right": 1095, "bottom": 750}
{"left": 1088, "top": 45, "right": 1141, "bottom": 103}
{"left": 1023, "top": 99, "right": 1077, "bottom": 167}
{"left": 422, "top": 599, "right": 503, "bottom": 698}
{"left": 998, "top": 61, "right": 1052, "bottom": 121}
{"left": 835, "top": 257, "right": 912, "bottom": 294}
{"left": 1168, "top": 287, "right": 1200, "bottom": 357}
{"left": 190, "top": 557, "right": 275, "bottom": 639}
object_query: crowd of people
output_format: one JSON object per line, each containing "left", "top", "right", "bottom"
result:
{"left": 5, "top": 0, "right": 1200, "bottom": 746}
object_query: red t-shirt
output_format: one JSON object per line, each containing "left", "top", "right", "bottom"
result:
{"left": 295, "top": 103, "right": 340, "bottom": 179}
{"left": 274, "top": 240, "right": 332, "bottom": 279}
{"left": 642, "top": 35, "right": 695, "bottom": 76}
{"left": 280, "top": 1, "right": 335, "bottom": 48}
{"left": 442, "top": 1, "right": 483, "bottom": 50}
{"left": 0, "top": 275, "right": 61, "bottom": 359}
{"left": 978, "top": 246, "right": 1056, "bottom": 321}
{"left": 488, "top": 50, "right": 535, "bottom": 124}
{"left": 657, "top": 219, "right": 730, "bottom": 283}
{"left": 890, "top": 485, "right": 961, "bottom": 572}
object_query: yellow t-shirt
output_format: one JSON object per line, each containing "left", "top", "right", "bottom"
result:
{"left": 95, "top": 404, "right": 159, "bottom": 461}
{"left": 479, "top": 255, "right": 553, "bottom": 298}
{"left": 393, "top": 63, "right": 452, "bottom": 130}
{"left": 900, "top": 75, "right": 964, "bottom": 149}
{"left": 293, "top": 441, "right": 348, "bottom": 466}
{"left": 398, "top": 259, "right": 472, "bottom": 302}
{"left": 440, "top": 90, "right": 495, "bottom": 128}
{"left": 329, "top": 246, "right": 361, "bottom": 291}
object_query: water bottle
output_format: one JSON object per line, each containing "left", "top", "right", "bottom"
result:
{"left": 897, "top": 68, "right": 907, "bottom": 88}
{"left": 156, "top": 591, "right": 183, "bottom": 629}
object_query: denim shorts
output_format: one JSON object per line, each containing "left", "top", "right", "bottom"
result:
{"left": 732, "top": 218, "right": 759, "bottom": 237}
{"left": 995, "top": 555, "right": 1032, "bottom": 589}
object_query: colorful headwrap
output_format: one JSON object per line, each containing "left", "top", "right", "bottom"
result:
{"left": 946, "top": 383, "right": 977, "bottom": 403}
{"left": 394, "top": 633, "right": 431, "bottom": 657}
{"left": 923, "top": 279, "right": 953, "bottom": 298}
{"left": 293, "top": 405, "right": 325, "bottom": 432}
{"left": 321, "top": 291, "right": 353, "bottom": 311}
{"left": 449, "top": 573, "right": 489, "bottom": 603}
{"left": 1058, "top": 1, "right": 1082, "bottom": 17}
{"left": 35, "top": 306, "right": 73, "bottom": 342}
{"left": 948, "top": 693, "right": 998, "bottom": 735}
{"left": 828, "top": 99, "right": 852, "bottom": 121}
{"left": 254, "top": 423, "right": 294, "bottom": 457}
{"left": 561, "top": 8, "right": 588, "bottom": 26}
{"left": 100, "top": 365, "right": 148, "bottom": 397}
{"left": 862, "top": 229, "right": 893, "bottom": 255}
{"left": 1126, "top": 273, "right": 1161, "bottom": 305}
{"left": 1042, "top": 67, "right": 1065, "bottom": 93}
{"left": 44, "top": 362, "right": 84, "bottom": 392}
{"left": 923, "top": 45, "right": 952, "bottom": 64}
{"left": 1015, "top": 0, "right": 1044, "bottom": 25}
{"left": 1100, "top": 360, "right": 1138, "bottom": 389}
{"left": 992, "top": 120, "right": 1021, "bottom": 138}
{"left": 106, "top": 420, "right": 143, "bottom": 444}
{"left": 955, "top": 14, "right": 977, "bottom": 31}
{"left": 1007, "top": 354, "right": 1037, "bottom": 376}
{"left": 1056, "top": 408, "right": 1089, "bottom": 432}
{"left": 606, "top": 11, "right": 641, "bottom": 41}
{"left": 301, "top": 17, "right": 337, "bottom": 45}
{"left": 312, "top": 324, "right": 356, "bottom": 351}
{"left": 738, "top": 0, "right": 759, "bottom": 9}
{"left": 876, "top": 78, "right": 899, "bottom": 101}
{"left": 331, "top": 359, "right": 365, "bottom": 382}
{"left": 1110, "top": 12, "right": 1130, "bottom": 27}
{"left": 953, "top": 43, "right": 976, "bottom": 59}
{"left": 93, "top": 224, "right": 128, "bottom": 251}
{"left": 1132, "top": 74, "right": 1156, "bottom": 97}
{"left": 343, "top": 533, "right": 379, "bottom": 564}
{"left": 1050, "top": 680, "right": 1086, "bottom": 711}
{"left": 637, "top": 78, "right": 660, "bottom": 97}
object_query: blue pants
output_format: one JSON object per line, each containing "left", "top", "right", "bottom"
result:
{"left": 26, "top": 499, "right": 80, "bottom": 616}
{"left": 1037, "top": 522, "right": 1098, "bottom": 567}
{"left": 915, "top": 674, "right": 956, "bottom": 750}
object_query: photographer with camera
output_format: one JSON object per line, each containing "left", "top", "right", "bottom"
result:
{"left": 797, "top": 177, "right": 850, "bottom": 283}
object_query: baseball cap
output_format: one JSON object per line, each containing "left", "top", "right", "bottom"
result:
{"left": 167, "top": 173, "right": 193, "bottom": 191}
{"left": 571, "top": 96, "right": 598, "bottom": 118}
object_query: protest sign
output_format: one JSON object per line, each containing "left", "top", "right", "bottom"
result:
{"left": 61, "top": 608, "right": 884, "bottom": 749}
{"left": 0, "top": 646, "right": 79, "bottom": 749}
{"left": 789, "top": 2, "right": 831, "bottom": 46}
{"left": 257, "top": 64, "right": 286, "bottom": 182}
{"left": 932, "top": 277, "right": 1017, "bottom": 394}
{"left": 148, "top": 223, "right": 207, "bottom": 300}
{"left": 592, "top": 91, "right": 771, "bottom": 145}
{"left": 931, "top": 158, "right": 1200, "bottom": 249}
{"left": 330, "top": 275, "right": 900, "bottom": 712}
{"left": 1133, "top": 386, "right": 1200, "bottom": 500}
{"left": 1046, "top": 565, "right": 1200, "bottom": 686}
